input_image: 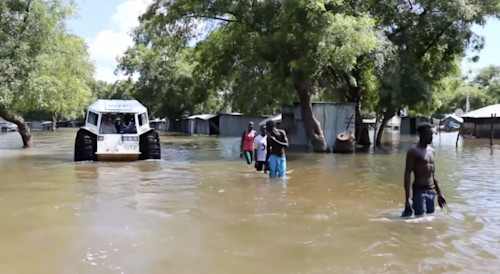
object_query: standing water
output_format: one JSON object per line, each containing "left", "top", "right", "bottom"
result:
{"left": 0, "top": 129, "right": 499, "bottom": 273}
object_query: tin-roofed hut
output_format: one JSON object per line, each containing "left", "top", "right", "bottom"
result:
{"left": 461, "top": 104, "right": 500, "bottom": 139}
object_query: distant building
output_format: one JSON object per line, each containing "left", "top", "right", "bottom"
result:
{"left": 439, "top": 114, "right": 463, "bottom": 132}
{"left": 217, "top": 113, "right": 267, "bottom": 136}
{"left": 28, "top": 121, "right": 53, "bottom": 131}
{"left": 149, "top": 118, "right": 169, "bottom": 132}
{"left": 385, "top": 116, "right": 401, "bottom": 131}
{"left": 281, "top": 102, "right": 356, "bottom": 150}
{"left": 186, "top": 114, "right": 218, "bottom": 135}
{"left": 259, "top": 114, "right": 282, "bottom": 128}
{"left": 461, "top": 104, "right": 500, "bottom": 138}
{"left": 400, "top": 116, "right": 429, "bottom": 135}
{"left": 173, "top": 113, "right": 267, "bottom": 136}
{"left": 57, "top": 120, "right": 84, "bottom": 128}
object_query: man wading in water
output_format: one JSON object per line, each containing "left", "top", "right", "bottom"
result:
{"left": 402, "top": 122, "right": 447, "bottom": 217}
{"left": 266, "top": 120, "right": 288, "bottom": 178}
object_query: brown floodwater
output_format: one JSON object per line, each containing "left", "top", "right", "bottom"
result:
{"left": 0, "top": 129, "right": 499, "bottom": 273}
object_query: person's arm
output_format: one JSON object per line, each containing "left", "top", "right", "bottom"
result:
{"left": 270, "top": 130, "right": 289, "bottom": 147}
{"left": 266, "top": 136, "right": 271, "bottom": 161}
{"left": 404, "top": 150, "right": 414, "bottom": 208}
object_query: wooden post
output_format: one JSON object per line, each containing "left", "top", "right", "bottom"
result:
{"left": 456, "top": 129, "right": 460, "bottom": 147}
{"left": 491, "top": 113, "right": 494, "bottom": 146}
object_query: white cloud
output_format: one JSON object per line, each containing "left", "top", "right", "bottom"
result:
{"left": 112, "top": 0, "right": 151, "bottom": 32}
{"left": 88, "top": 0, "right": 153, "bottom": 83}
{"left": 89, "top": 30, "right": 132, "bottom": 62}
{"left": 94, "top": 66, "right": 128, "bottom": 83}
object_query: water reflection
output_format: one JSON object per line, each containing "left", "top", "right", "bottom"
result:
{"left": 0, "top": 130, "right": 499, "bottom": 272}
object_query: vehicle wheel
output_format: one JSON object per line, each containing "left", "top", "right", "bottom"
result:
{"left": 74, "top": 129, "right": 96, "bottom": 162}
{"left": 140, "top": 130, "right": 161, "bottom": 160}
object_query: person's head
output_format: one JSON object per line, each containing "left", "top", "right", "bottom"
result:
{"left": 124, "top": 114, "right": 133, "bottom": 124}
{"left": 265, "top": 120, "right": 275, "bottom": 133}
{"left": 260, "top": 125, "right": 266, "bottom": 136}
{"left": 417, "top": 122, "right": 433, "bottom": 145}
{"left": 248, "top": 121, "right": 254, "bottom": 131}
{"left": 103, "top": 114, "right": 111, "bottom": 123}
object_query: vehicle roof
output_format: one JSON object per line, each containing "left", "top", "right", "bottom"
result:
{"left": 87, "top": 99, "right": 147, "bottom": 114}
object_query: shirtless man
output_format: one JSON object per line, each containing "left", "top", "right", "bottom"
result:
{"left": 265, "top": 120, "right": 289, "bottom": 178}
{"left": 403, "top": 122, "right": 447, "bottom": 217}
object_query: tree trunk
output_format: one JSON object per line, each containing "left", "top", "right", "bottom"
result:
{"left": 52, "top": 112, "right": 57, "bottom": 132}
{"left": 292, "top": 70, "right": 328, "bottom": 152}
{"left": 375, "top": 109, "right": 394, "bottom": 147}
{"left": 341, "top": 70, "right": 370, "bottom": 147}
{"left": 0, "top": 108, "right": 33, "bottom": 148}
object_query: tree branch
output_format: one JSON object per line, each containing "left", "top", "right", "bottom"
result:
{"left": 418, "top": 22, "right": 454, "bottom": 59}
{"left": 387, "top": 9, "right": 429, "bottom": 40}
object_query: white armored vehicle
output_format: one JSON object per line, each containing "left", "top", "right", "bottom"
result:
{"left": 74, "top": 99, "right": 161, "bottom": 161}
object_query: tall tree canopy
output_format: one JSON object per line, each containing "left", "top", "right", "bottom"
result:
{"left": 26, "top": 34, "right": 94, "bottom": 130}
{"left": 125, "top": 0, "right": 379, "bottom": 151}
{"left": 0, "top": 0, "right": 94, "bottom": 147}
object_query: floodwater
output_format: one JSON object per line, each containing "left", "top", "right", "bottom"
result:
{"left": 0, "top": 129, "right": 500, "bottom": 273}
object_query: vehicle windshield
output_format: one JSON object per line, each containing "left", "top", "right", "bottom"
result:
{"left": 99, "top": 113, "right": 137, "bottom": 134}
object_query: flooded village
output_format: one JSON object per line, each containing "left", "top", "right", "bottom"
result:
{"left": 3, "top": 0, "right": 500, "bottom": 273}
{"left": 2, "top": 101, "right": 500, "bottom": 272}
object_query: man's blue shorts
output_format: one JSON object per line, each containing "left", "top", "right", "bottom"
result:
{"left": 412, "top": 190, "right": 436, "bottom": 216}
{"left": 268, "top": 154, "right": 286, "bottom": 178}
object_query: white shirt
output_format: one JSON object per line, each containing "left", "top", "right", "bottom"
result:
{"left": 253, "top": 135, "right": 267, "bottom": 162}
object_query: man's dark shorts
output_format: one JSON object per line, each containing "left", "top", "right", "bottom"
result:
{"left": 413, "top": 190, "right": 436, "bottom": 216}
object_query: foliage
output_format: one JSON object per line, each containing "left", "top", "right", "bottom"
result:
{"left": 18, "top": 34, "right": 95, "bottom": 120}
{"left": 118, "top": 44, "right": 223, "bottom": 119}
{"left": 471, "top": 65, "right": 500, "bottom": 102}
{"left": 368, "top": 0, "right": 500, "bottom": 115}
{"left": 125, "top": 0, "right": 382, "bottom": 150}
{"left": 0, "top": 0, "right": 74, "bottom": 110}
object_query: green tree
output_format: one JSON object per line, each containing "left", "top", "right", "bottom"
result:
{"left": 133, "top": 0, "right": 379, "bottom": 151}
{"left": 20, "top": 34, "right": 95, "bottom": 130}
{"left": 119, "top": 44, "right": 220, "bottom": 119}
{"left": 471, "top": 65, "right": 500, "bottom": 102}
{"left": 0, "top": 0, "right": 73, "bottom": 147}
{"left": 342, "top": 0, "right": 500, "bottom": 146}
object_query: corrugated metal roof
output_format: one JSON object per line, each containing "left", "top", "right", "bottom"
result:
{"left": 259, "top": 114, "right": 282, "bottom": 126}
{"left": 444, "top": 114, "right": 464, "bottom": 123}
{"left": 462, "top": 104, "right": 500, "bottom": 119}
{"left": 187, "top": 114, "right": 217, "bottom": 120}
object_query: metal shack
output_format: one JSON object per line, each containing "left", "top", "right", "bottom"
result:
{"left": 400, "top": 116, "right": 429, "bottom": 135}
{"left": 216, "top": 113, "right": 267, "bottom": 137}
{"left": 187, "top": 114, "right": 218, "bottom": 135}
{"left": 281, "top": 102, "right": 356, "bottom": 150}
{"left": 149, "top": 118, "right": 169, "bottom": 132}
{"left": 461, "top": 104, "right": 500, "bottom": 138}
{"left": 259, "top": 114, "right": 282, "bottom": 128}
{"left": 174, "top": 113, "right": 266, "bottom": 136}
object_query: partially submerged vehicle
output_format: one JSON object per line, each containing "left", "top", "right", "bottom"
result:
{"left": 74, "top": 100, "right": 161, "bottom": 161}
